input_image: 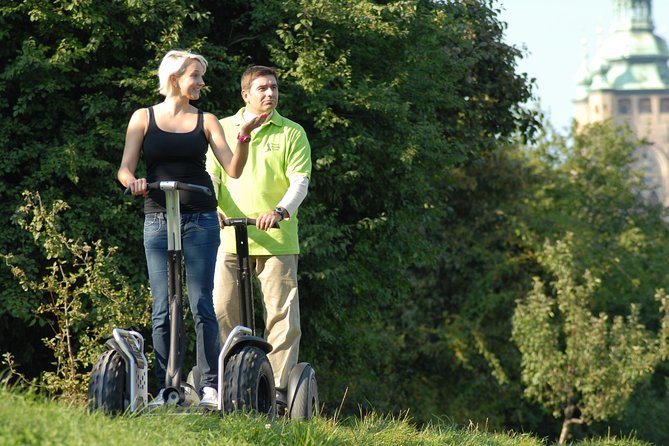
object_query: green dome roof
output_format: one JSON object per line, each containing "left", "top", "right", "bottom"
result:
{"left": 576, "top": 0, "right": 669, "bottom": 92}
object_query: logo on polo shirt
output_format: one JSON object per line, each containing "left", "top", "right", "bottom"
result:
{"left": 264, "top": 142, "right": 281, "bottom": 152}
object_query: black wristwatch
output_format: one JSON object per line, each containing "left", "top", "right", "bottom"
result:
{"left": 274, "top": 207, "right": 287, "bottom": 221}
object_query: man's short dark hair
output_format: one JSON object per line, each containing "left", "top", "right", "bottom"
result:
{"left": 241, "top": 66, "right": 279, "bottom": 91}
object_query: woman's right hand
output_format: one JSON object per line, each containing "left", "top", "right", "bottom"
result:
{"left": 127, "top": 177, "right": 149, "bottom": 196}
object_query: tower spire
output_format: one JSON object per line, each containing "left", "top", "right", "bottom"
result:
{"left": 612, "top": 0, "right": 653, "bottom": 31}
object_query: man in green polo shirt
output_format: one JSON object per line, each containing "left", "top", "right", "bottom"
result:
{"left": 206, "top": 65, "right": 312, "bottom": 411}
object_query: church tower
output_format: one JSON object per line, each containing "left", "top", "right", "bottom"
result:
{"left": 573, "top": 0, "right": 669, "bottom": 205}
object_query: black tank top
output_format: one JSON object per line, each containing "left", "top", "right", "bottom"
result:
{"left": 143, "top": 107, "right": 217, "bottom": 213}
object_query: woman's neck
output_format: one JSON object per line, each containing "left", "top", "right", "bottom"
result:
{"left": 159, "top": 95, "right": 191, "bottom": 117}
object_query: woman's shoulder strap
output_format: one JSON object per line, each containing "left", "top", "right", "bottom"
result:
{"left": 197, "top": 108, "right": 204, "bottom": 129}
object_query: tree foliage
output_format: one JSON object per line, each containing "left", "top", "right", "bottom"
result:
{"left": 19, "top": 1, "right": 669, "bottom": 444}
{"left": 252, "top": 0, "right": 538, "bottom": 414}
{"left": 512, "top": 235, "right": 669, "bottom": 445}
{"left": 382, "top": 117, "right": 669, "bottom": 444}
{"left": 0, "top": 0, "right": 540, "bottom": 411}
{"left": 0, "top": 0, "right": 221, "bottom": 376}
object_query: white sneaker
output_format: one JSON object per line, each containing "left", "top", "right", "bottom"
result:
{"left": 199, "top": 386, "right": 218, "bottom": 409}
{"left": 147, "top": 389, "right": 165, "bottom": 408}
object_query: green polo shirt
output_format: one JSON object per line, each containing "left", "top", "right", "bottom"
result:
{"left": 206, "top": 108, "right": 312, "bottom": 255}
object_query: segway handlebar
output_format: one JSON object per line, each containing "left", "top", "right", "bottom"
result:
{"left": 220, "top": 216, "right": 280, "bottom": 229}
{"left": 124, "top": 181, "right": 212, "bottom": 196}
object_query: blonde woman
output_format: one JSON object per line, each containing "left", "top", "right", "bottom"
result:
{"left": 118, "top": 50, "right": 267, "bottom": 408}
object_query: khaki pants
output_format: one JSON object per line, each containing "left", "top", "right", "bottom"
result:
{"left": 212, "top": 251, "right": 301, "bottom": 391}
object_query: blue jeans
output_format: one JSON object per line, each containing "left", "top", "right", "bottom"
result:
{"left": 143, "top": 211, "right": 220, "bottom": 390}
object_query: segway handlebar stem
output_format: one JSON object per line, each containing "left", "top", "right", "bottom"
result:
{"left": 122, "top": 180, "right": 211, "bottom": 406}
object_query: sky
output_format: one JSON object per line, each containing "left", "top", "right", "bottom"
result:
{"left": 498, "top": 0, "right": 669, "bottom": 133}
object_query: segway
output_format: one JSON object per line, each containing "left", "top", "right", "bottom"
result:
{"left": 88, "top": 180, "right": 212, "bottom": 413}
{"left": 216, "top": 217, "right": 319, "bottom": 420}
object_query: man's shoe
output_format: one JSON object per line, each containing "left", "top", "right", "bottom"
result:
{"left": 199, "top": 386, "right": 218, "bottom": 410}
{"left": 276, "top": 390, "right": 288, "bottom": 417}
{"left": 147, "top": 389, "right": 165, "bottom": 408}
{"left": 276, "top": 400, "right": 288, "bottom": 417}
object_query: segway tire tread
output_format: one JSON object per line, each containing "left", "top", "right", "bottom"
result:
{"left": 223, "top": 346, "right": 276, "bottom": 417}
{"left": 288, "top": 365, "right": 319, "bottom": 420}
{"left": 88, "top": 349, "right": 127, "bottom": 414}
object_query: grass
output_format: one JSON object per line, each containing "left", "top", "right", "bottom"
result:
{"left": 0, "top": 388, "right": 653, "bottom": 446}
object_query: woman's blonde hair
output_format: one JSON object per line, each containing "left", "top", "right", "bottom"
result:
{"left": 158, "top": 50, "right": 208, "bottom": 96}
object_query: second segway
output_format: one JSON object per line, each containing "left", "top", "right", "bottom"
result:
{"left": 217, "top": 217, "right": 319, "bottom": 420}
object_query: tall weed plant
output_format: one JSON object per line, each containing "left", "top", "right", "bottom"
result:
{"left": 1, "top": 191, "right": 150, "bottom": 399}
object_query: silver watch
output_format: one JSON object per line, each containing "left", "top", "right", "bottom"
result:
{"left": 274, "top": 207, "right": 287, "bottom": 220}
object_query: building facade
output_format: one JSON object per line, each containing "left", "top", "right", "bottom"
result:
{"left": 573, "top": 0, "right": 669, "bottom": 205}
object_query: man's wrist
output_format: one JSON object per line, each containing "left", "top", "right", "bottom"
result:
{"left": 274, "top": 207, "right": 287, "bottom": 220}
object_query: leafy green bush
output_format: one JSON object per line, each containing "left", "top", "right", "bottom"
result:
{"left": 2, "top": 191, "right": 150, "bottom": 398}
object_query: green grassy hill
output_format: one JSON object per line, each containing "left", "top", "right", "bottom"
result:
{"left": 0, "top": 389, "right": 652, "bottom": 446}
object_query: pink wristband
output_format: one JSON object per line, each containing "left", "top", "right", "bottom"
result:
{"left": 237, "top": 132, "right": 251, "bottom": 143}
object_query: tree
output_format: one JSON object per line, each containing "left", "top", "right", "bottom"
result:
{"left": 0, "top": 0, "right": 218, "bottom": 378}
{"left": 498, "top": 120, "right": 669, "bottom": 443}
{"left": 0, "top": 0, "right": 539, "bottom": 421}
{"left": 389, "top": 119, "right": 669, "bottom": 441}
{"left": 253, "top": 0, "right": 538, "bottom": 413}
{"left": 512, "top": 234, "right": 669, "bottom": 445}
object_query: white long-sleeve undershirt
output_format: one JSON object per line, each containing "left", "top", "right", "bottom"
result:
{"left": 278, "top": 174, "right": 310, "bottom": 218}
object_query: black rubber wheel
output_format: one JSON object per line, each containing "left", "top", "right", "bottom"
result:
{"left": 223, "top": 346, "right": 276, "bottom": 417}
{"left": 288, "top": 366, "right": 319, "bottom": 420}
{"left": 87, "top": 349, "right": 127, "bottom": 415}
